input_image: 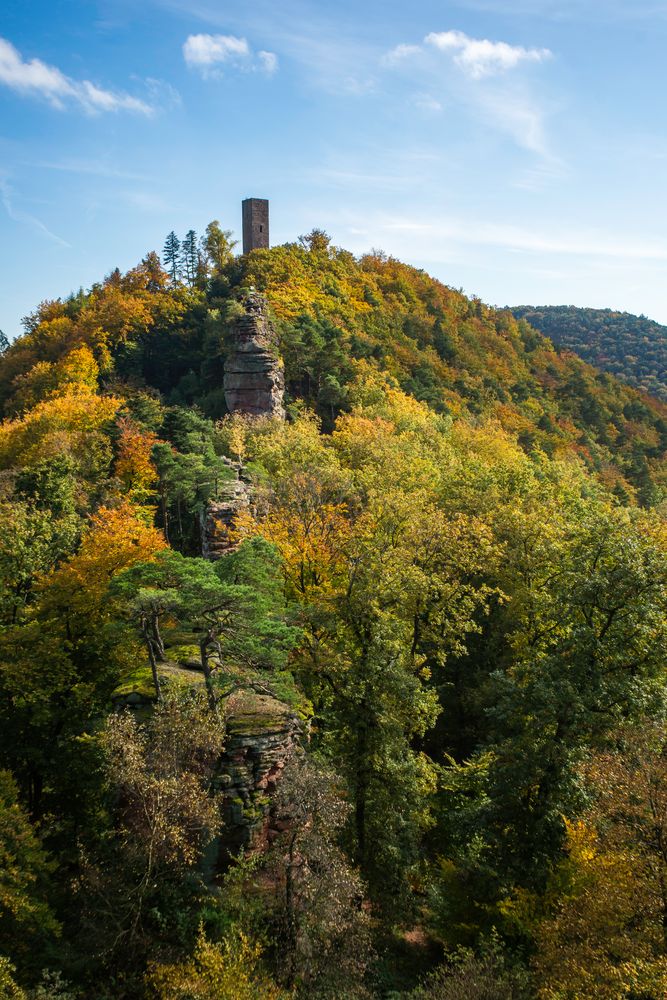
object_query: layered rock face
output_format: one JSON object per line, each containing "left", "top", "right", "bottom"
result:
{"left": 201, "top": 466, "right": 252, "bottom": 560}
{"left": 113, "top": 671, "right": 303, "bottom": 864}
{"left": 223, "top": 291, "right": 285, "bottom": 419}
{"left": 217, "top": 690, "right": 302, "bottom": 861}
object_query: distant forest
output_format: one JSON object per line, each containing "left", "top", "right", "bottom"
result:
{"left": 511, "top": 305, "right": 667, "bottom": 402}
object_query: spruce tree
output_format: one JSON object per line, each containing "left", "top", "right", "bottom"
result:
{"left": 181, "top": 229, "right": 199, "bottom": 286}
{"left": 162, "top": 231, "right": 181, "bottom": 283}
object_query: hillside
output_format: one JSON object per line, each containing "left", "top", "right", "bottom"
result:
{"left": 511, "top": 304, "right": 667, "bottom": 402}
{"left": 2, "top": 231, "right": 666, "bottom": 507}
{"left": 1, "top": 228, "right": 667, "bottom": 998}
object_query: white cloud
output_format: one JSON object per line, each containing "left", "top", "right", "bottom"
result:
{"left": 0, "top": 37, "right": 153, "bottom": 114}
{"left": 258, "top": 50, "right": 279, "bottom": 75}
{"left": 425, "top": 29, "right": 551, "bottom": 78}
{"left": 183, "top": 33, "right": 278, "bottom": 76}
{"left": 381, "top": 43, "right": 422, "bottom": 67}
{"left": 182, "top": 33, "right": 249, "bottom": 68}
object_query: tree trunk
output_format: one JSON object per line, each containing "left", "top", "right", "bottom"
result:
{"left": 199, "top": 636, "right": 217, "bottom": 710}
{"left": 151, "top": 613, "right": 166, "bottom": 661}
{"left": 142, "top": 620, "right": 162, "bottom": 701}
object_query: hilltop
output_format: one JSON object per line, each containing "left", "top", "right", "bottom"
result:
{"left": 2, "top": 229, "right": 666, "bottom": 507}
{"left": 511, "top": 304, "right": 667, "bottom": 402}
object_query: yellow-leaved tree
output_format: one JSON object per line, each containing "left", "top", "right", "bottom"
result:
{"left": 146, "top": 927, "right": 287, "bottom": 1000}
{"left": 532, "top": 724, "right": 667, "bottom": 999}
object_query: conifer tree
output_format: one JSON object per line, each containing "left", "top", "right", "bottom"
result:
{"left": 162, "top": 231, "right": 181, "bottom": 283}
{"left": 181, "top": 229, "right": 199, "bottom": 286}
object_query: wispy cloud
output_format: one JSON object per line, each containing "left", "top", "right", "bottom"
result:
{"left": 34, "top": 159, "right": 150, "bottom": 181}
{"left": 347, "top": 209, "right": 667, "bottom": 264}
{"left": 476, "top": 88, "right": 552, "bottom": 157}
{"left": 380, "top": 43, "right": 422, "bottom": 67}
{"left": 258, "top": 50, "right": 279, "bottom": 75}
{"left": 382, "top": 28, "right": 556, "bottom": 165}
{"left": 452, "top": 0, "right": 667, "bottom": 22}
{"left": 183, "top": 33, "right": 278, "bottom": 76}
{"left": 0, "top": 37, "right": 153, "bottom": 114}
{"left": 0, "top": 177, "right": 70, "bottom": 247}
{"left": 425, "top": 29, "right": 551, "bottom": 78}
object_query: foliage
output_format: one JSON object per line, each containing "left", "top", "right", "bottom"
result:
{"left": 145, "top": 926, "right": 286, "bottom": 999}
{"left": 2, "top": 221, "right": 667, "bottom": 997}
{"left": 0, "top": 772, "right": 59, "bottom": 976}
{"left": 74, "top": 690, "right": 225, "bottom": 979}
{"left": 531, "top": 723, "right": 667, "bottom": 998}
{"left": 409, "top": 939, "right": 531, "bottom": 1000}
{"left": 265, "top": 756, "right": 374, "bottom": 996}
{"left": 512, "top": 304, "right": 667, "bottom": 401}
{"left": 110, "top": 539, "right": 299, "bottom": 700}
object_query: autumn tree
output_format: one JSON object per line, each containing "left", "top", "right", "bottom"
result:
{"left": 145, "top": 927, "right": 285, "bottom": 1000}
{"left": 0, "top": 502, "right": 165, "bottom": 821}
{"left": 113, "top": 416, "right": 159, "bottom": 507}
{"left": 265, "top": 755, "right": 374, "bottom": 997}
{"left": 237, "top": 398, "right": 499, "bottom": 904}
{"left": 76, "top": 690, "right": 224, "bottom": 981}
{"left": 532, "top": 723, "right": 667, "bottom": 999}
{"left": 202, "top": 220, "right": 237, "bottom": 274}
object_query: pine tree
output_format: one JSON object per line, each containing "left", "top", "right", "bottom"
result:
{"left": 162, "top": 231, "right": 181, "bottom": 283}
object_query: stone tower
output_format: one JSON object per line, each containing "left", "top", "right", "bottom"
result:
{"left": 242, "top": 198, "right": 269, "bottom": 254}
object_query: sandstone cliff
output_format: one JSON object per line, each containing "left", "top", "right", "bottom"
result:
{"left": 201, "top": 463, "right": 252, "bottom": 560}
{"left": 223, "top": 291, "right": 285, "bottom": 419}
{"left": 112, "top": 670, "right": 303, "bottom": 863}
{"left": 216, "top": 689, "right": 302, "bottom": 861}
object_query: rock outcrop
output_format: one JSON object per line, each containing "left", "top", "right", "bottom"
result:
{"left": 201, "top": 465, "right": 252, "bottom": 560}
{"left": 216, "top": 690, "right": 303, "bottom": 862}
{"left": 112, "top": 668, "right": 303, "bottom": 866}
{"left": 223, "top": 291, "right": 285, "bottom": 419}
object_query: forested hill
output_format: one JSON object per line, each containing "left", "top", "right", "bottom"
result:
{"left": 2, "top": 229, "right": 666, "bottom": 506}
{"left": 2, "top": 227, "right": 667, "bottom": 998}
{"left": 511, "top": 304, "right": 667, "bottom": 402}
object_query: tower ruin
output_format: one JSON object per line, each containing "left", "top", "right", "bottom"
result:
{"left": 242, "top": 197, "right": 269, "bottom": 254}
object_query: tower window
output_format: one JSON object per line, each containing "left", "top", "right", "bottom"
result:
{"left": 259, "top": 225, "right": 263, "bottom": 232}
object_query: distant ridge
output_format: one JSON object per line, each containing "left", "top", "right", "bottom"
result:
{"left": 510, "top": 305, "right": 667, "bottom": 402}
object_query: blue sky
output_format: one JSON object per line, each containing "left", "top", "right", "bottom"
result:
{"left": 2, "top": 0, "right": 667, "bottom": 339}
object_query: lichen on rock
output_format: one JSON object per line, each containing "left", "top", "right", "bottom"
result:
{"left": 215, "top": 690, "right": 303, "bottom": 862}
